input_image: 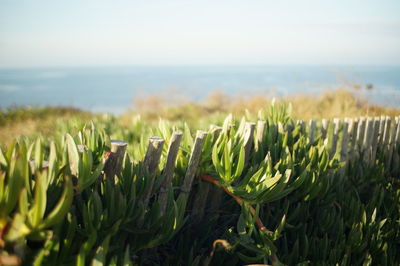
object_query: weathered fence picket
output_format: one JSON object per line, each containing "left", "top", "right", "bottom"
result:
{"left": 137, "top": 137, "right": 165, "bottom": 226}
{"left": 179, "top": 130, "right": 208, "bottom": 197}
{"left": 363, "top": 118, "right": 374, "bottom": 163}
{"left": 104, "top": 140, "right": 128, "bottom": 181}
{"left": 244, "top": 122, "right": 256, "bottom": 167}
{"left": 383, "top": 117, "right": 391, "bottom": 148}
{"left": 394, "top": 117, "right": 400, "bottom": 174}
{"left": 356, "top": 117, "right": 366, "bottom": 158}
{"left": 192, "top": 126, "right": 222, "bottom": 223}
{"left": 297, "top": 119, "right": 305, "bottom": 134}
{"left": 387, "top": 118, "right": 397, "bottom": 170}
{"left": 348, "top": 118, "right": 358, "bottom": 161}
{"left": 321, "top": 119, "right": 330, "bottom": 140}
{"left": 255, "top": 120, "right": 266, "bottom": 152}
{"left": 370, "top": 118, "right": 380, "bottom": 163}
{"left": 339, "top": 119, "right": 350, "bottom": 174}
{"left": 308, "top": 120, "right": 316, "bottom": 145}
{"left": 158, "top": 131, "right": 183, "bottom": 216}
{"left": 330, "top": 119, "right": 340, "bottom": 159}
{"left": 141, "top": 137, "right": 165, "bottom": 210}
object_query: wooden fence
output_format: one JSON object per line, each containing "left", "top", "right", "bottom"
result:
{"left": 104, "top": 115, "right": 400, "bottom": 223}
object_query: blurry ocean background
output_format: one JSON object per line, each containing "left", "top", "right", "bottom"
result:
{"left": 1, "top": 65, "right": 399, "bottom": 114}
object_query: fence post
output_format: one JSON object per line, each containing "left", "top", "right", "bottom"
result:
{"left": 29, "top": 160, "right": 49, "bottom": 173}
{"left": 192, "top": 126, "right": 222, "bottom": 224}
{"left": 137, "top": 137, "right": 165, "bottom": 226}
{"left": 141, "top": 137, "right": 165, "bottom": 209}
{"left": 356, "top": 117, "right": 366, "bottom": 158}
{"left": 395, "top": 117, "right": 400, "bottom": 146}
{"left": 378, "top": 116, "right": 386, "bottom": 145}
{"left": 210, "top": 125, "right": 223, "bottom": 139}
{"left": 382, "top": 116, "right": 391, "bottom": 147}
{"left": 381, "top": 117, "right": 391, "bottom": 169}
{"left": 244, "top": 122, "right": 256, "bottom": 168}
{"left": 348, "top": 118, "right": 358, "bottom": 161}
{"left": 396, "top": 117, "right": 400, "bottom": 145}
{"left": 255, "top": 121, "right": 266, "bottom": 152}
{"left": 393, "top": 117, "right": 400, "bottom": 174}
{"left": 179, "top": 130, "right": 208, "bottom": 198}
{"left": 330, "top": 119, "right": 340, "bottom": 159}
{"left": 158, "top": 132, "right": 183, "bottom": 216}
{"left": 340, "top": 119, "right": 350, "bottom": 174}
{"left": 363, "top": 118, "right": 375, "bottom": 164}
{"left": 297, "top": 120, "right": 305, "bottom": 134}
{"left": 370, "top": 117, "right": 380, "bottom": 164}
{"left": 103, "top": 140, "right": 128, "bottom": 182}
{"left": 387, "top": 117, "right": 397, "bottom": 170}
{"left": 308, "top": 119, "right": 316, "bottom": 145}
{"left": 321, "top": 119, "right": 330, "bottom": 140}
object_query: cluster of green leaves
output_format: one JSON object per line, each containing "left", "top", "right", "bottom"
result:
{"left": 0, "top": 124, "right": 187, "bottom": 265}
{"left": 0, "top": 102, "right": 399, "bottom": 266}
{"left": 203, "top": 108, "right": 339, "bottom": 265}
{"left": 201, "top": 107, "right": 399, "bottom": 265}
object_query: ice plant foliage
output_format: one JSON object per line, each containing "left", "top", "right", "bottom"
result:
{"left": 0, "top": 102, "right": 399, "bottom": 265}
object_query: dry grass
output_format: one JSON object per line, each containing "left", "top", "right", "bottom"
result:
{"left": 128, "top": 88, "right": 400, "bottom": 122}
{"left": 287, "top": 89, "right": 400, "bottom": 119}
{"left": 0, "top": 119, "right": 38, "bottom": 145}
{"left": 0, "top": 106, "right": 93, "bottom": 147}
{"left": 1, "top": 88, "right": 399, "bottom": 147}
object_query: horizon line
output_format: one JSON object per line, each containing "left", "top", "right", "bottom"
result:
{"left": 1, "top": 63, "right": 400, "bottom": 70}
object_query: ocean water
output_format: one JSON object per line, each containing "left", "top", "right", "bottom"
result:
{"left": 0, "top": 65, "right": 399, "bottom": 114}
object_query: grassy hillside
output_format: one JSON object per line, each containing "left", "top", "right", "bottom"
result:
{"left": 1, "top": 88, "right": 400, "bottom": 147}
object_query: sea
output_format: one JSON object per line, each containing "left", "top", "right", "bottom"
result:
{"left": 1, "top": 65, "right": 399, "bottom": 114}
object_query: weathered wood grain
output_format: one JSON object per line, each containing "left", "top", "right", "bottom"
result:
{"left": 158, "top": 132, "right": 183, "bottom": 216}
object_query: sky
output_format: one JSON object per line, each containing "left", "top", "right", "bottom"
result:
{"left": 0, "top": 0, "right": 399, "bottom": 68}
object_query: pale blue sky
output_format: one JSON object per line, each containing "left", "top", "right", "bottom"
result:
{"left": 0, "top": 0, "right": 399, "bottom": 67}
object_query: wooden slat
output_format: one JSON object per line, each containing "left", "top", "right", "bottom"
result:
{"left": 255, "top": 120, "right": 266, "bottom": 152}
{"left": 356, "top": 117, "right": 366, "bottom": 156}
{"left": 393, "top": 117, "right": 400, "bottom": 174}
{"left": 363, "top": 117, "right": 375, "bottom": 163}
{"left": 29, "top": 159, "right": 49, "bottom": 173}
{"left": 377, "top": 116, "right": 386, "bottom": 145}
{"left": 330, "top": 118, "right": 340, "bottom": 159}
{"left": 382, "top": 116, "right": 391, "bottom": 146}
{"left": 370, "top": 117, "right": 380, "bottom": 163}
{"left": 340, "top": 119, "right": 350, "bottom": 163}
{"left": 348, "top": 118, "right": 358, "bottom": 161}
{"left": 396, "top": 117, "right": 400, "bottom": 145}
{"left": 179, "top": 130, "right": 208, "bottom": 197}
{"left": 103, "top": 140, "right": 128, "bottom": 182}
{"left": 191, "top": 126, "right": 222, "bottom": 223}
{"left": 321, "top": 119, "right": 330, "bottom": 140}
{"left": 296, "top": 120, "right": 305, "bottom": 136}
{"left": 210, "top": 125, "right": 223, "bottom": 139}
{"left": 339, "top": 119, "right": 350, "bottom": 175}
{"left": 158, "top": 132, "right": 183, "bottom": 216}
{"left": 381, "top": 117, "right": 391, "bottom": 169}
{"left": 141, "top": 137, "right": 165, "bottom": 209}
{"left": 308, "top": 119, "right": 316, "bottom": 145}
{"left": 244, "top": 122, "right": 256, "bottom": 167}
{"left": 387, "top": 117, "right": 397, "bottom": 170}
{"left": 284, "top": 122, "right": 294, "bottom": 132}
